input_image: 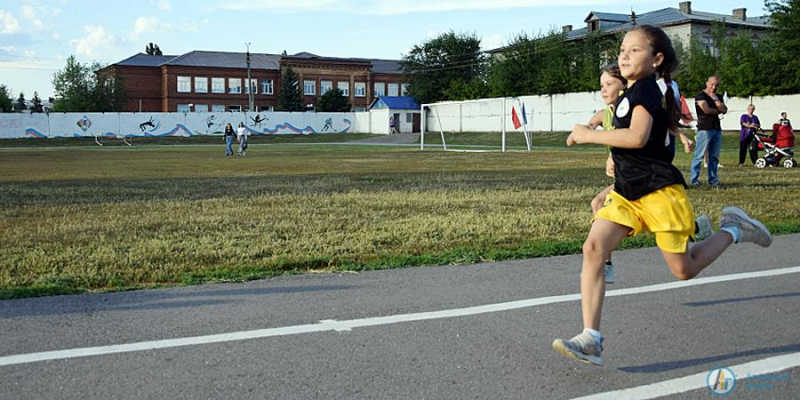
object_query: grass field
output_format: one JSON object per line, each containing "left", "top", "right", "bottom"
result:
{"left": 1, "top": 131, "right": 798, "bottom": 299}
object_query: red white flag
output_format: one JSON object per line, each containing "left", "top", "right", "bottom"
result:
{"left": 511, "top": 106, "right": 522, "bottom": 129}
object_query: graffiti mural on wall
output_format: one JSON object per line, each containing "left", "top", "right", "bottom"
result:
{"left": 1, "top": 112, "right": 363, "bottom": 139}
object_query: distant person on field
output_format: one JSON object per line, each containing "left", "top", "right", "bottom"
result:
{"left": 690, "top": 75, "right": 727, "bottom": 186}
{"left": 389, "top": 116, "right": 398, "bottom": 134}
{"left": 237, "top": 122, "right": 248, "bottom": 156}
{"left": 778, "top": 111, "right": 791, "bottom": 127}
{"left": 738, "top": 104, "right": 760, "bottom": 166}
{"left": 223, "top": 123, "right": 235, "bottom": 156}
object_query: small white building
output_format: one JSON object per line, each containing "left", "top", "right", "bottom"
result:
{"left": 368, "top": 96, "right": 420, "bottom": 134}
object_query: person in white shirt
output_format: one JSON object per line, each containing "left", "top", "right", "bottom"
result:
{"left": 236, "top": 122, "right": 248, "bottom": 156}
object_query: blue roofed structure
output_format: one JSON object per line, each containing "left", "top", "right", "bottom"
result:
{"left": 368, "top": 96, "right": 420, "bottom": 111}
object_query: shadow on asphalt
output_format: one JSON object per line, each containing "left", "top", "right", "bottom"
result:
{"left": 682, "top": 291, "right": 800, "bottom": 307}
{"left": 618, "top": 342, "right": 800, "bottom": 373}
{"left": 0, "top": 285, "right": 354, "bottom": 318}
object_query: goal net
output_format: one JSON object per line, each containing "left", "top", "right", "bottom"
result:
{"left": 420, "top": 97, "right": 532, "bottom": 152}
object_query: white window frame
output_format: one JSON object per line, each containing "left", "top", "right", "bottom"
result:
{"left": 177, "top": 103, "right": 191, "bottom": 112}
{"left": 212, "top": 78, "right": 225, "bottom": 94}
{"left": 228, "top": 78, "right": 241, "bottom": 94}
{"left": 228, "top": 105, "right": 242, "bottom": 112}
{"left": 194, "top": 104, "right": 208, "bottom": 113}
{"left": 212, "top": 104, "right": 225, "bottom": 112}
{"left": 258, "top": 105, "right": 274, "bottom": 112}
{"left": 406, "top": 113, "right": 413, "bottom": 123}
{"left": 374, "top": 82, "right": 385, "bottom": 97}
{"left": 320, "top": 80, "right": 332, "bottom": 95}
{"left": 388, "top": 83, "right": 399, "bottom": 97}
{"left": 401, "top": 84, "right": 409, "bottom": 95}
{"left": 261, "top": 79, "right": 274, "bottom": 95}
{"left": 177, "top": 76, "right": 191, "bottom": 93}
{"left": 304, "top": 80, "right": 316, "bottom": 96}
{"left": 194, "top": 77, "right": 208, "bottom": 93}
{"left": 354, "top": 82, "right": 366, "bottom": 97}
{"left": 337, "top": 81, "right": 349, "bottom": 96}
{"left": 244, "top": 78, "right": 257, "bottom": 94}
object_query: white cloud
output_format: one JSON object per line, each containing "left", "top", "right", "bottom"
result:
{"left": 21, "top": 5, "right": 36, "bottom": 20}
{"left": 51, "top": 32, "right": 60, "bottom": 41}
{"left": 70, "top": 25, "right": 115, "bottom": 57}
{"left": 158, "top": 0, "right": 171, "bottom": 11}
{"left": 133, "top": 16, "right": 173, "bottom": 38}
{"left": 0, "top": 10, "right": 21, "bottom": 33}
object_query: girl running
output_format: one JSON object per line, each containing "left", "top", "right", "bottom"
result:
{"left": 552, "top": 25, "right": 772, "bottom": 366}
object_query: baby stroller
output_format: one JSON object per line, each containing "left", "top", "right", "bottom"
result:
{"left": 752, "top": 123, "right": 796, "bottom": 168}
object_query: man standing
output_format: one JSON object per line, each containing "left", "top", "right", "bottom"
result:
{"left": 691, "top": 75, "right": 727, "bottom": 186}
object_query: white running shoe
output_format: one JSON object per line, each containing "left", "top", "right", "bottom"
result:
{"left": 695, "top": 214, "right": 714, "bottom": 241}
{"left": 553, "top": 329, "right": 604, "bottom": 366}
{"left": 720, "top": 206, "right": 772, "bottom": 247}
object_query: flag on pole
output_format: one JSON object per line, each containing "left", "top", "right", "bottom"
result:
{"left": 511, "top": 106, "right": 522, "bottom": 129}
{"left": 521, "top": 102, "right": 528, "bottom": 125}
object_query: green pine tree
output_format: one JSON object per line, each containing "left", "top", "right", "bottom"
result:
{"left": 277, "top": 66, "right": 305, "bottom": 112}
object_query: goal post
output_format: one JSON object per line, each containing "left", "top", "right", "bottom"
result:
{"left": 420, "top": 97, "right": 532, "bottom": 152}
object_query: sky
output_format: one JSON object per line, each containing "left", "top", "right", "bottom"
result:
{"left": 0, "top": 0, "right": 771, "bottom": 100}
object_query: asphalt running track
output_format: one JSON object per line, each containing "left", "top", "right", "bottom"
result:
{"left": 2, "top": 234, "right": 799, "bottom": 399}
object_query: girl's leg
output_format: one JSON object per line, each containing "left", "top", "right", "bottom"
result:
{"left": 661, "top": 232, "right": 734, "bottom": 280}
{"left": 581, "top": 219, "right": 631, "bottom": 330}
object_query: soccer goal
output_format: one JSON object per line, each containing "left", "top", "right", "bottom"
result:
{"left": 420, "top": 97, "right": 532, "bottom": 152}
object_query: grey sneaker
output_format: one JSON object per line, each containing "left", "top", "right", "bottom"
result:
{"left": 552, "top": 329, "right": 604, "bottom": 366}
{"left": 720, "top": 206, "right": 772, "bottom": 247}
{"left": 604, "top": 261, "right": 615, "bottom": 284}
{"left": 695, "top": 214, "right": 714, "bottom": 241}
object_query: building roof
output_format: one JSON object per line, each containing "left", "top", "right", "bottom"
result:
{"left": 489, "top": 4, "right": 771, "bottom": 53}
{"left": 164, "top": 50, "right": 282, "bottom": 69}
{"left": 110, "top": 50, "right": 403, "bottom": 74}
{"left": 115, "top": 53, "right": 178, "bottom": 67}
{"left": 566, "top": 7, "right": 770, "bottom": 41}
{"left": 369, "top": 96, "right": 419, "bottom": 110}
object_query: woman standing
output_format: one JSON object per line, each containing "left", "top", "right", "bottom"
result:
{"left": 236, "top": 122, "right": 248, "bottom": 156}
{"left": 739, "top": 104, "right": 760, "bottom": 166}
{"left": 223, "top": 123, "right": 234, "bottom": 156}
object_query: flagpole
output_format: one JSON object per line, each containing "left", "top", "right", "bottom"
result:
{"left": 519, "top": 98, "right": 531, "bottom": 151}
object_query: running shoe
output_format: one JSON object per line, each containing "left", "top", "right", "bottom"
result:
{"left": 604, "top": 261, "right": 615, "bottom": 284}
{"left": 695, "top": 214, "right": 714, "bottom": 241}
{"left": 552, "top": 329, "right": 604, "bottom": 366}
{"left": 720, "top": 206, "right": 772, "bottom": 247}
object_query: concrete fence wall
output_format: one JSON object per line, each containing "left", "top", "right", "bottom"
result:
{"left": 424, "top": 93, "right": 800, "bottom": 134}
{"left": 0, "top": 111, "right": 369, "bottom": 139}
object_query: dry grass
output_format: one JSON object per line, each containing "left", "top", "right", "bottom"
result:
{"left": 1, "top": 133, "right": 798, "bottom": 298}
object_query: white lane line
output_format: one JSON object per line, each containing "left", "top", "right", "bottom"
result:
{"left": 571, "top": 351, "right": 800, "bottom": 400}
{"left": 2, "top": 265, "right": 799, "bottom": 367}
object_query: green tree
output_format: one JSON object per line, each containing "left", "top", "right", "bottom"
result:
{"left": 145, "top": 43, "right": 163, "bottom": 55}
{"left": 315, "top": 87, "right": 351, "bottom": 112}
{"left": 400, "top": 31, "right": 487, "bottom": 104}
{"left": 15, "top": 92, "right": 27, "bottom": 112}
{"left": 762, "top": 0, "right": 800, "bottom": 93}
{"left": 52, "top": 56, "right": 126, "bottom": 112}
{"left": 0, "top": 85, "right": 13, "bottom": 113}
{"left": 276, "top": 66, "right": 304, "bottom": 111}
{"left": 53, "top": 55, "right": 92, "bottom": 111}
{"left": 31, "top": 91, "right": 44, "bottom": 113}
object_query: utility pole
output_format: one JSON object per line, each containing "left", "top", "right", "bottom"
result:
{"left": 245, "top": 42, "right": 253, "bottom": 112}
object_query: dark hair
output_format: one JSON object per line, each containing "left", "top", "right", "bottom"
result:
{"left": 600, "top": 63, "right": 628, "bottom": 86}
{"left": 631, "top": 24, "right": 679, "bottom": 132}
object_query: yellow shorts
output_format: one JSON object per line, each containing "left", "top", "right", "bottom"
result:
{"left": 594, "top": 184, "right": 695, "bottom": 253}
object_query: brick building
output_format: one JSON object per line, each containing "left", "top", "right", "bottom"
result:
{"left": 102, "top": 50, "right": 408, "bottom": 113}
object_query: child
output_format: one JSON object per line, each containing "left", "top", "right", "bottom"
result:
{"left": 553, "top": 25, "right": 772, "bottom": 366}
{"left": 586, "top": 66, "right": 712, "bottom": 285}
{"left": 586, "top": 64, "right": 628, "bottom": 284}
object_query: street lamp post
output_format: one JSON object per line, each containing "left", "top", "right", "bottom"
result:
{"left": 245, "top": 42, "right": 253, "bottom": 113}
